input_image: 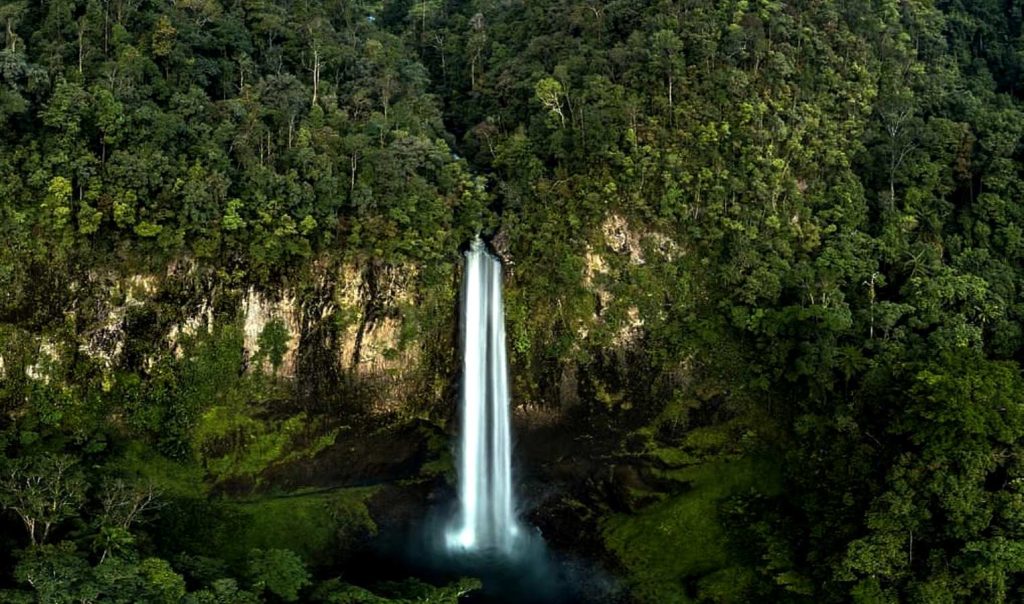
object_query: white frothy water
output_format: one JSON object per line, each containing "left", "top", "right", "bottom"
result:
{"left": 446, "top": 238, "right": 520, "bottom": 554}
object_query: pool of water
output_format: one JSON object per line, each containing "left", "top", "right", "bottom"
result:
{"left": 346, "top": 505, "right": 619, "bottom": 603}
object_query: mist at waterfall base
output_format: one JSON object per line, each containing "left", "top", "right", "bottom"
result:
{"left": 395, "top": 508, "right": 577, "bottom": 603}
{"left": 360, "top": 240, "right": 603, "bottom": 602}
{"left": 358, "top": 483, "right": 617, "bottom": 602}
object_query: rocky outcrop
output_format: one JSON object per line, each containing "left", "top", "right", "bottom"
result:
{"left": 242, "top": 287, "right": 301, "bottom": 375}
{"left": 583, "top": 214, "right": 679, "bottom": 349}
{"left": 284, "top": 261, "right": 431, "bottom": 411}
{"left": 25, "top": 339, "right": 59, "bottom": 383}
{"left": 336, "top": 263, "right": 423, "bottom": 411}
{"left": 8, "top": 257, "right": 438, "bottom": 418}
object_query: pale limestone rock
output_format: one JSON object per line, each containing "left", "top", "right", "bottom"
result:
{"left": 241, "top": 287, "right": 301, "bottom": 376}
{"left": 25, "top": 340, "right": 59, "bottom": 383}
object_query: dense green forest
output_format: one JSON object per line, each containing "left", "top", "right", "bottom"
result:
{"left": 2, "top": 0, "right": 1024, "bottom": 601}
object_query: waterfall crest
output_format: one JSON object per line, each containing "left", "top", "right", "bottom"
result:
{"left": 446, "top": 238, "right": 520, "bottom": 554}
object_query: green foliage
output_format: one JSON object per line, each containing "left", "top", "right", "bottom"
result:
{"left": 137, "top": 558, "right": 189, "bottom": 604}
{"left": 13, "top": 542, "right": 95, "bottom": 603}
{"left": 312, "top": 577, "right": 482, "bottom": 603}
{"left": 246, "top": 549, "right": 311, "bottom": 602}
{"left": 184, "top": 579, "right": 260, "bottom": 604}
{"left": 257, "top": 318, "right": 291, "bottom": 374}
{"left": 837, "top": 352, "right": 1024, "bottom": 600}
{"left": 12, "top": 543, "right": 188, "bottom": 604}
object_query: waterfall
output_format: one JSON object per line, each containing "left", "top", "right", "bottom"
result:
{"left": 447, "top": 238, "right": 520, "bottom": 554}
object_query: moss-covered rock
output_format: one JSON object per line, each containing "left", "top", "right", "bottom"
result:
{"left": 226, "top": 488, "right": 379, "bottom": 567}
{"left": 601, "top": 456, "right": 782, "bottom": 603}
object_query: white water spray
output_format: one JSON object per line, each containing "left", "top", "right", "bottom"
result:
{"left": 446, "top": 238, "right": 520, "bottom": 554}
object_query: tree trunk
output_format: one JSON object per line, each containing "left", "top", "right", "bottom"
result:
{"left": 350, "top": 153, "right": 358, "bottom": 199}
{"left": 78, "top": 22, "right": 85, "bottom": 74}
{"left": 311, "top": 46, "right": 321, "bottom": 108}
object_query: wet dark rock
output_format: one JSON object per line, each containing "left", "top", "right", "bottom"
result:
{"left": 258, "top": 420, "right": 440, "bottom": 492}
{"left": 366, "top": 480, "right": 447, "bottom": 535}
{"left": 213, "top": 475, "right": 257, "bottom": 497}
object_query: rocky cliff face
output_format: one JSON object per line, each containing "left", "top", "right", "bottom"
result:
{"left": 238, "top": 263, "right": 425, "bottom": 394}
{"left": 2, "top": 259, "right": 448, "bottom": 419}
{"left": 4, "top": 213, "right": 684, "bottom": 436}
{"left": 2, "top": 212, "right": 688, "bottom": 454}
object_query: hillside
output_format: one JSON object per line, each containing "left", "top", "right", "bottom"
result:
{"left": 2, "top": 1, "right": 1024, "bottom": 602}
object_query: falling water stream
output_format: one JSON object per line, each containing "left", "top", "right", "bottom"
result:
{"left": 358, "top": 238, "right": 608, "bottom": 602}
{"left": 446, "top": 238, "right": 521, "bottom": 555}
